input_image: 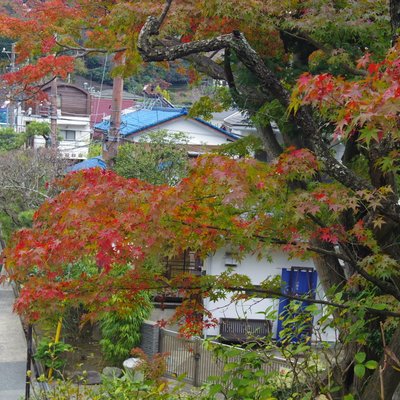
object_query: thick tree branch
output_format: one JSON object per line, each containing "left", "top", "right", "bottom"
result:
{"left": 158, "top": 0, "right": 173, "bottom": 26}
{"left": 174, "top": 219, "right": 354, "bottom": 263}
{"left": 223, "top": 48, "right": 267, "bottom": 108}
{"left": 163, "top": 36, "right": 227, "bottom": 80}
{"left": 19, "top": 278, "right": 400, "bottom": 320}
{"left": 224, "top": 48, "right": 282, "bottom": 159}
{"left": 137, "top": 13, "right": 373, "bottom": 195}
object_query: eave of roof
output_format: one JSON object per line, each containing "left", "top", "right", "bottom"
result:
{"left": 193, "top": 118, "right": 239, "bottom": 141}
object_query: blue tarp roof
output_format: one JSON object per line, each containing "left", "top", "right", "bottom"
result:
{"left": 66, "top": 157, "right": 107, "bottom": 172}
{"left": 0, "top": 108, "right": 7, "bottom": 124}
{"left": 94, "top": 107, "right": 239, "bottom": 140}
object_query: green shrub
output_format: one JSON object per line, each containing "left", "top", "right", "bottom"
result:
{"left": 100, "top": 292, "right": 152, "bottom": 365}
{"left": 34, "top": 338, "right": 73, "bottom": 373}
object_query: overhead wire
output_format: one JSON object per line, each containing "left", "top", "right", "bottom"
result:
{"left": 94, "top": 54, "right": 109, "bottom": 123}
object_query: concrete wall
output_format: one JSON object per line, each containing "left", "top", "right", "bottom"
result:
{"left": 17, "top": 115, "right": 90, "bottom": 160}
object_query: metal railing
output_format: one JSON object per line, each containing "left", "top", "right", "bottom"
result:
{"left": 159, "top": 328, "right": 288, "bottom": 387}
{"left": 220, "top": 318, "right": 273, "bottom": 343}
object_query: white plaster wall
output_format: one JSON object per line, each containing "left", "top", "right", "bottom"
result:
{"left": 203, "top": 249, "right": 337, "bottom": 342}
{"left": 229, "top": 126, "right": 257, "bottom": 138}
{"left": 135, "top": 118, "right": 235, "bottom": 146}
{"left": 20, "top": 115, "right": 90, "bottom": 159}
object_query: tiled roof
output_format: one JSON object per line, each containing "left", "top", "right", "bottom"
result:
{"left": 94, "top": 107, "right": 239, "bottom": 140}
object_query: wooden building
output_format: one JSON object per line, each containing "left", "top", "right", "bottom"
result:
{"left": 17, "top": 82, "right": 91, "bottom": 160}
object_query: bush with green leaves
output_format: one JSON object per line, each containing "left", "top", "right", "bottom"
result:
{"left": 100, "top": 292, "right": 153, "bottom": 365}
{"left": 33, "top": 372, "right": 190, "bottom": 400}
{"left": 114, "top": 130, "right": 189, "bottom": 185}
{"left": 196, "top": 341, "right": 293, "bottom": 400}
{"left": 0, "top": 127, "right": 25, "bottom": 151}
{"left": 87, "top": 142, "right": 102, "bottom": 158}
{"left": 34, "top": 338, "right": 73, "bottom": 373}
{"left": 25, "top": 121, "right": 51, "bottom": 146}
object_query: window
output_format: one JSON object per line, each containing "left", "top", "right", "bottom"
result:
{"left": 60, "top": 130, "right": 76, "bottom": 141}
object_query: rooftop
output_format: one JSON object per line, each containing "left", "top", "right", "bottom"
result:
{"left": 95, "top": 107, "right": 239, "bottom": 140}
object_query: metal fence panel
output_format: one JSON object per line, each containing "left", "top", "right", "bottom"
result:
{"left": 160, "top": 329, "right": 197, "bottom": 384}
{"left": 159, "top": 328, "right": 288, "bottom": 387}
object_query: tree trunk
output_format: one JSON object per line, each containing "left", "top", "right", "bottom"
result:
{"left": 361, "top": 326, "right": 400, "bottom": 400}
{"left": 390, "top": 0, "right": 400, "bottom": 44}
{"left": 257, "top": 124, "right": 283, "bottom": 160}
{"left": 311, "top": 239, "right": 346, "bottom": 297}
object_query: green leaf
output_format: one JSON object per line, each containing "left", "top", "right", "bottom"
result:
{"left": 359, "top": 126, "right": 379, "bottom": 146}
{"left": 330, "top": 385, "right": 342, "bottom": 393}
{"left": 208, "top": 383, "right": 223, "bottom": 395}
{"left": 224, "top": 362, "right": 238, "bottom": 372}
{"left": 305, "top": 303, "right": 319, "bottom": 315}
{"left": 355, "top": 351, "right": 366, "bottom": 364}
{"left": 344, "top": 395, "right": 354, "bottom": 400}
{"left": 354, "top": 364, "right": 366, "bottom": 378}
{"left": 365, "top": 360, "right": 379, "bottom": 369}
{"left": 371, "top": 303, "right": 387, "bottom": 310}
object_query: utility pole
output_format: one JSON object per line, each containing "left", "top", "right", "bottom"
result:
{"left": 103, "top": 56, "right": 124, "bottom": 165}
{"left": 3, "top": 43, "right": 16, "bottom": 128}
{"left": 49, "top": 77, "right": 58, "bottom": 148}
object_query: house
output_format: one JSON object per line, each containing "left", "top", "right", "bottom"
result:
{"left": 152, "top": 249, "right": 335, "bottom": 344}
{"left": 148, "top": 247, "right": 335, "bottom": 344}
{"left": 17, "top": 82, "right": 91, "bottom": 160}
{"left": 94, "top": 106, "right": 239, "bottom": 153}
{"left": 201, "top": 249, "right": 335, "bottom": 343}
{"left": 211, "top": 109, "right": 257, "bottom": 138}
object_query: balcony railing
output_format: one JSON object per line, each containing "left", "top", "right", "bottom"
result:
{"left": 220, "top": 318, "right": 273, "bottom": 343}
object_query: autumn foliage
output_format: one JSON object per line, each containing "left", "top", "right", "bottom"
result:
{"left": 4, "top": 150, "right": 393, "bottom": 333}
{"left": 2, "top": 0, "right": 400, "bottom": 396}
{"left": 292, "top": 43, "right": 400, "bottom": 150}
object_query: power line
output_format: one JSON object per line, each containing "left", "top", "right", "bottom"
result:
{"left": 94, "top": 54, "right": 109, "bottom": 119}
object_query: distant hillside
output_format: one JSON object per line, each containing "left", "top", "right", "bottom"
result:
{"left": 80, "top": 55, "right": 189, "bottom": 95}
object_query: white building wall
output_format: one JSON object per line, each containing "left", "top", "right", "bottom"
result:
{"left": 133, "top": 118, "right": 236, "bottom": 146}
{"left": 203, "top": 249, "right": 336, "bottom": 342}
{"left": 18, "top": 115, "right": 90, "bottom": 160}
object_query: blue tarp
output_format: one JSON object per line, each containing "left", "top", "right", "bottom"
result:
{"left": 66, "top": 157, "right": 107, "bottom": 172}
{"left": 0, "top": 108, "right": 7, "bottom": 124}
